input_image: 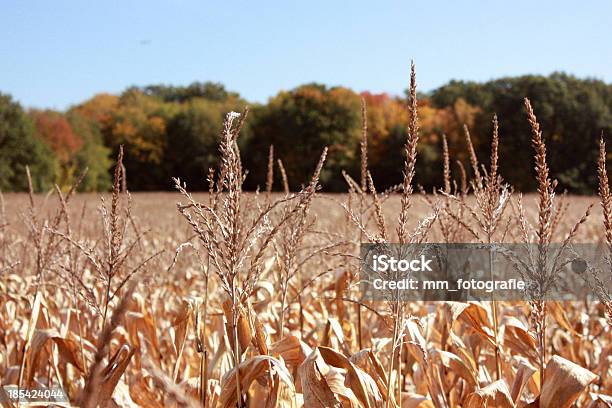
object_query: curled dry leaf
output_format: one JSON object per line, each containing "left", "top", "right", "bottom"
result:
{"left": 252, "top": 281, "right": 275, "bottom": 311}
{"left": 128, "top": 373, "right": 166, "bottom": 408}
{"left": 446, "top": 302, "right": 495, "bottom": 346}
{"left": 172, "top": 298, "right": 196, "bottom": 357}
{"left": 464, "top": 379, "right": 515, "bottom": 408}
{"left": 430, "top": 348, "right": 477, "bottom": 390}
{"left": 78, "top": 343, "right": 136, "bottom": 408}
{"left": 334, "top": 270, "right": 350, "bottom": 318}
{"left": 25, "top": 328, "right": 84, "bottom": 385}
{"left": 299, "top": 347, "right": 358, "bottom": 407}
{"left": 318, "top": 346, "right": 384, "bottom": 408}
{"left": 548, "top": 302, "right": 580, "bottom": 337}
{"left": 510, "top": 360, "right": 537, "bottom": 404}
{"left": 503, "top": 317, "right": 539, "bottom": 362}
{"left": 588, "top": 393, "right": 612, "bottom": 407}
{"left": 539, "top": 355, "right": 598, "bottom": 408}
{"left": 97, "top": 344, "right": 136, "bottom": 407}
{"left": 270, "top": 335, "right": 313, "bottom": 368}
{"left": 219, "top": 355, "right": 294, "bottom": 408}
{"left": 251, "top": 304, "right": 269, "bottom": 355}
{"left": 323, "top": 318, "right": 347, "bottom": 352}
{"left": 350, "top": 349, "right": 389, "bottom": 401}
{"left": 126, "top": 311, "right": 160, "bottom": 363}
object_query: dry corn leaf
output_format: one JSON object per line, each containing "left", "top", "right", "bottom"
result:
{"left": 447, "top": 302, "right": 496, "bottom": 346}
{"left": 218, "top": 355, "right": 293, "bottom": 408}
{"left": 102, "top": 344, "right": 136, "bottom": 405}
{"left": 82, "top": 344, "right": 135, "bottom": 408}
{"left": 299, "top": 347, "right": 350, "bottom": 407}
{"left": 126, "top": 311, "right": 160, "bottom": 366}
{"left": 405, "top": 319, "right": 428, "bottom": 366}
{"left": 549, "top": 302, "right": 580, "bottom": 337}
{"left": 251, "top": 304, "right": 269, "bottom": 355}
{"left": 253, "top": 281, "right": 275, "bottom": 313}
{"left": 128, "top": 374, "right": 165, "bottom": 408}
{"left": 427, "top": 362, "right": 451, "bottom": 408}
{"left": 445, "top": 302, "right": 471, "bottom": 327}
{"left": 25, "top": 328, "right": 83, "bottom": 385}
{"left": 510, "top": 360, "right": 537, "bottom": 404}
{"left": 588, "top": 393, "right": 612, "bottom": 407}
{"left": 504, "top": 317, "right": 539, "bottom": 362}
{"left": 323, "top": 318, "right": 346, "bottom": 350}
{"left": 350, "top": 349, "right": 389, "bottom": 401}
{"left": 334, "top": 270, "right": 350, "bottom": 318}
{"left": 19, "top": 291, "right": 43, "bottom": 386}
{"left": 172, "top": 298, "right": 194, "bottom": 357}
{"left": 448, "top": 332, "right": 478, "bottom": 374}
{"left": 539, "top": 355, "right": 598, "bottom": 408}
{"left": 110, "top": 379, "right": 140, "bottom": 407}
{"left": 464, "top": 379, "right": 515, "bottom": 408}
{"left": 404, "top": 321, "right": 449, "bottom": 408}
{"left": 430, "top": 348, "right": 477, "bottom": 389}
{"left": 270, "top": 334, "right": 312, "bottom": 367}
{"left": 551, "top": 330, "right": 579, "bottom": 364}
{"left": 319, "top": 346, "right": 383, "bottom": 408}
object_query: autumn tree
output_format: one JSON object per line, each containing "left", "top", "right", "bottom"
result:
{"left": 2, "top": 73, "right": 608, "bottom": 194}
{"left": 65, "top": 111, "right": 112, "bottom": 191}
{"left": 70, "top": 93, "right": 119, "bottom": 128}
{"left": 137, "top": 81, "right": 241, "bottom": 103}
{"left": 31, "top": 109, "right": 83, "bottom": 186}
{"left": 0, "top": 93, "right": 57, "bottom": 191}
{"left": 431, "top": 73, "right": 612, "bottom": 192}
{"left": 101, "top": 90, "right": 176, "bottom": 189}
{"left": 247, "top": 84, "right": 361, "bottom": 191}
{"left": 362, "top": 93, "right": 480, "bottom": 191}
{"left": 165, "top": 95, "right": 250, "bottom": 190}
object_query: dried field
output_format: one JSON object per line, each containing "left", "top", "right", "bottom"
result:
{"left": 1, "top": 189, "right": 610, "bottom": 408}
{"left": 1, "top": 84, "right": 611, "bottom": 407}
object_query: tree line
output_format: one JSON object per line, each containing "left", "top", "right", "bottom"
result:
{"left": 1, "top": 73, "right": 611, "bottom": 193}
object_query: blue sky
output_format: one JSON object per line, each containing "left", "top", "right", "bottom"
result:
{"left": 1, "top": 0, "right": 611, "bottom": 110}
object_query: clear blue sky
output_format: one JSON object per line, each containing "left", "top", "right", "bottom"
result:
{"left": 2, "top": 0, "right": 611, "bottom": 110}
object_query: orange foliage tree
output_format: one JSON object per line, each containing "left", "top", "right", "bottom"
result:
{"left": 31, "top": 110, "right": 83, "bottom": 186}
{"left": 362, "top": 92, "right": 480, "bottom": 190}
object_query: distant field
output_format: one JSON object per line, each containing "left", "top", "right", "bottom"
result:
{"left": 1, "top": 191, "right": 602, "bottom": 241}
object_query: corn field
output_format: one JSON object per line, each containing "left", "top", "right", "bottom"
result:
{"left": 1, "top": 66, "right": 611, "bottom": 407}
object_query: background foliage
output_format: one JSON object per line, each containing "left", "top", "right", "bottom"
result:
{"left": 1, "top": 73, "right": 610, "bottom": 193}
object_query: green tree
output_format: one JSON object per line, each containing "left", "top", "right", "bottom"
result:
{"left": 431, "top": 73, "right": 612, "bottom": 193}
{"left": 0, "top": 93, "right": 58, "bottom": 191}
{"left": 165, "top": 96, "right": 251, "bottom": 190}
{"left": 30, "top": 109, "right": 83, "bottom": 187}
{"left": 65, "top": 111, "right": 112, "bottom": 191}
{"left": 247, "top": 84, "right": 361, "bottom": 191}
{"left": 344, "top": 93, "right": 480, "bottom": 192}
{"left": 71, "top": 84, "right": 249, "bottom": 191}
{"left": 105, "top": 89, "right": 178, "bottom": 190}
{"left": 137, "top": 82, "right": 240, "bottom": 103}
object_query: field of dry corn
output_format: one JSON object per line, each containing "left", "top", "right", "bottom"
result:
{"left": 1, "top": 69, "right": 611, "bottom": 407}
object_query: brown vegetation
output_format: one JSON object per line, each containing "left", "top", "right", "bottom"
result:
{"left": 0, "top": 66, "right": 611, "bottom": 407}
